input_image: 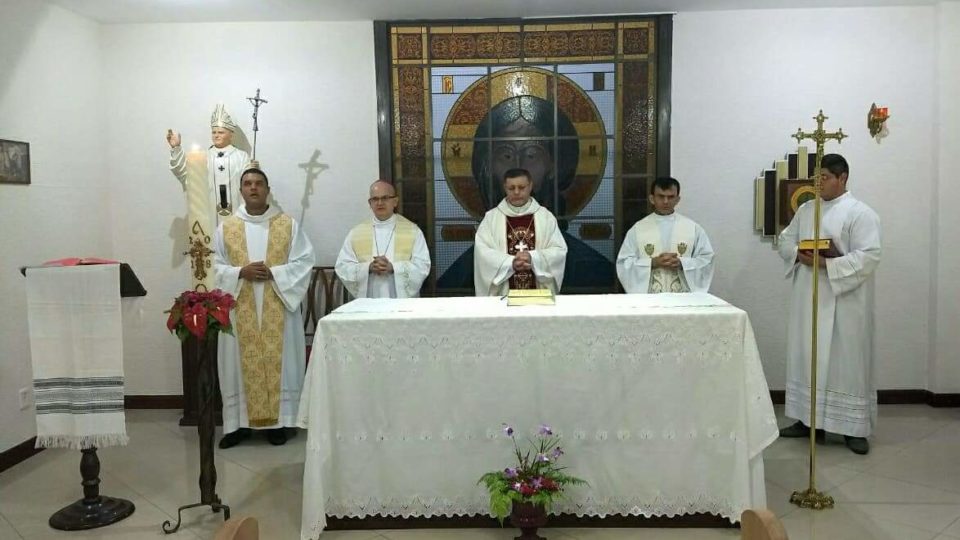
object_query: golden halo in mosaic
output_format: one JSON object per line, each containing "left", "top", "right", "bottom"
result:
{"left": 790, "top": 185, "right": 817, "bottom": 213}
{"left": 441, "top": 67, "right": 607, "bottom": 220}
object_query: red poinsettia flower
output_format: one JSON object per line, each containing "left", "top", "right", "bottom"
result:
{"left": 166, "top": 310, "right": 180, "bottom": 332}
{"left": 217, "top": 293, "right": 236, "bottom": 311}
{"left": 519, "top": 484, "right": 537, "bottom": 496}
{"left": 165, "top": 289, "right": 236, "bottom": 341}
{"left": 209, "top": 304, "right": 231, "bottom": 327}
{"left": 182, "top": 303, "right": 208, "bottom": 338}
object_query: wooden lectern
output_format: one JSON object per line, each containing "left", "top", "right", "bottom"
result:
{"left": 20, "top": 262, "right": 145, "bottom": 530}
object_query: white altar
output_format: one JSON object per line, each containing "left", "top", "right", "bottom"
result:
{"left": 297, "top": 293, "right": 778, "bottom": 540}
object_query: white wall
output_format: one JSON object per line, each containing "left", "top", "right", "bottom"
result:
{"left": 3, "top": 2, "right": 956, "bottom": 453}
{"left": 671, "top": 6, "right": 936, "bottom": 389}
{"left": 100, "top": 21, "right": 379, "bottom": 396}
{"left": 932, "top": 1, "right": 960, "bottom": 392}
{"left": 0, "top": 0, "right": 108, "bottom": 451}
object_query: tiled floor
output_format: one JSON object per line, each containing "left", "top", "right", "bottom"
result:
{"left": 1, "top": 405, "right": 959, "bottom": 539}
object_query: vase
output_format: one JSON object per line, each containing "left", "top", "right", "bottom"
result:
{"left": 510, "top": 501, "right": 547, "bottom": 540}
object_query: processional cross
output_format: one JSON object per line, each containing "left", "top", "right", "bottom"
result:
{"left": 789, "top": 110, "right": 846, "bottom": 511}
{"left": 246, "top": 88, "right": 268, "bottom": 163}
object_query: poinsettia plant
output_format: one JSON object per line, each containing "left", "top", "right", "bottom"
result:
{"left": 478, "top": 423, "right": 587, "bottom": 523}
{"left": 164, "top": 289, "right": 236, "bottom": 341}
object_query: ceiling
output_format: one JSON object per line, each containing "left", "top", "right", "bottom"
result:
{"left": 45, "top": 0, "right": 945, "bottom": 24}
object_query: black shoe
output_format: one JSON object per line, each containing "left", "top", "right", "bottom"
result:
{"left": 844, "top": 436, "right": 870, "bottom": 455}
{"left": 218, "top": 428, "right": 251, "bottom": 449}
{"left": 779, "top": 421, "right": 826, "bottom": 443}
{"left": 266, "top": 428, "right": 288, "bottom": 446}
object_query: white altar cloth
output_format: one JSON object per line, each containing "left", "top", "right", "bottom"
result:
{"left": 297, "top": 293, "right": 778, "bottom": 539}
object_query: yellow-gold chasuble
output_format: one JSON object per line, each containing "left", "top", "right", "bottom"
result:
{"left": 223, "top": 213, "right": 293, "bottom": 427}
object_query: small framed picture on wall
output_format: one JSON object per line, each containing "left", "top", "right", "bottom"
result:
{"left": 0, "top": 139, "right": 30, "bottom": 185}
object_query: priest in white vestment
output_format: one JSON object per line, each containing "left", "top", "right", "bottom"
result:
{"left": 213, "top": 167, "right": 315, "bottom": 448}
{"left": 617, "top": 177, "right": 715, "bottom": 293}
{"left": 335, "top": 180, "right": 431, "bottom": 298}
{"left": 474, "top": 168, "right": 567, "bottom": 296}
{"left": 167, "top": 104, "right": 250, "bottom": 221}
{"left": 778, "top": 154, "right": 881, "bottom": 455}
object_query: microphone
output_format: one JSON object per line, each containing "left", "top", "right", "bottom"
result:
{"left": 219, "top": 185, "right": 228, "bottom": 209}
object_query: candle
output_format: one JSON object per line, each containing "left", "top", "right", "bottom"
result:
{"left": 185, "top": 150, "right": 215, "bottom": 291}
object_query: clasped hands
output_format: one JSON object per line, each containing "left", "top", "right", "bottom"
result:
{"left": 369, "top": 256, "right": 394, "bottom": 275}
{"left": 651, "top": 252, "right": 681, "bottom": 269}
{"left": 240, "top": 261, "right": 273, "bottom": 282}
{"left": 512, "top": 251, "right": 533, "bottom": 272}
{"left": 797, "top": 245, "right": 841, "bottom": 268}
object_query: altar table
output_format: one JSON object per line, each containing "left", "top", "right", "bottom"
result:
{"left": 297, "top": 293, "right": 778, "bottom": 539}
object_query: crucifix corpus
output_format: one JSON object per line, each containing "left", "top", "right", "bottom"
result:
{"left": 246, "top": 88, "right": 268, "bottom": 166}
{"left": 788, "top": 109, "right": 846, "bottom": 510}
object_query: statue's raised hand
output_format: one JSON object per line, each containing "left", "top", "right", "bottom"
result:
{"left": 166, "top": 129, "right": 181, "bottom": 148}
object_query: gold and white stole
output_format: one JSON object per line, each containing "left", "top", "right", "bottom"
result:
{"left": 633, "top": 214, "right": 697, "bottom": 293}
{"left": 349, "top": 214, "right": 418, "bottom": 262}
{"left": 222, "top": 213, "right": 292, "bottom": 427}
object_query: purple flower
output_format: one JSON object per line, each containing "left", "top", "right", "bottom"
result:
{"left": 551, "top": 447, "right": 564, "bottom": 459}
{"left": 531, "top": 477, "right": 544, "bottom": 489}
{"left": 502, "top": 423, "right": 514, "bottom": 437}
{"left": 511, "top": 482, "right": 522, "bottom": 491}
{"left": 538, "top": 424, "right": 553, "bottom": 436}
{"left": 504, "top": 467, "right": 518, "bottom": 479}
{"left": 536, "top": 453, "right": 550, "bottom": 463}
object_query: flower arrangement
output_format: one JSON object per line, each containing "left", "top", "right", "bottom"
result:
{"left": 165, "top": 289, "right": 236, "bottom": 340}
{"left": 478, "top": 423, "right": 587, "bottom": 522}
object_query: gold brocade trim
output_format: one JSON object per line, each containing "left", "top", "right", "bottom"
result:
{"left": 349, "top": 214, "right": 418, "bottom": 262}
{"left": 634, "top": 215, "right": 695, "bottom": 294}
{"left": 222, "top": 214, "right": 293, "bottom": 427}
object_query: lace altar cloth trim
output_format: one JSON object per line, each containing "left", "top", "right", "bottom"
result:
{"left": 303, "top": 495, "right": 742, "bottom": 539}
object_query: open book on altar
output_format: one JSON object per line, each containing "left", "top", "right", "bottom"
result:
{"left": 506, "top": 288, "right": 555, "bottom": 306}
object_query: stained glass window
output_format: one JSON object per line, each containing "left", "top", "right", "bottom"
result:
{"left": 379, "top": 18, "right": 670, "bottom": 295}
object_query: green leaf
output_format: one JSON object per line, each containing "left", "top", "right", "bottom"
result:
{"left": 490, "top": 493, "right": 511, "bottom": 522}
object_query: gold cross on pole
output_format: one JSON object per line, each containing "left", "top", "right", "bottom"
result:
{"left": 792, "top": 110, "right": 847, "bottom": 172}
{"left": 789, "top": 110, "right": 846, "bottom": 511}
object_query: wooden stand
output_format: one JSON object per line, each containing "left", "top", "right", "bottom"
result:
{"left": 48, "top": 448, "right": 135, "bottom": 530}
{"left": 163, "top": 334, "right": 230, "bottom": 534}
{"left": 179, "top": 334, "right": 222, "bottom": 427}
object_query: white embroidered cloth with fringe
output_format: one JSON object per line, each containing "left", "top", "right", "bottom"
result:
{"left": 25, "top": 264, "right": 128, "bottom": 449}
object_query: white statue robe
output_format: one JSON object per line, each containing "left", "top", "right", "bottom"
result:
{"left": 171, "top": 144, "right": 250, "bottom": 222}
{"left": 779, "top": 192, "right": 882, "bottom": 437}
{"left": 213, "top": 205, "right": 316, "bottom": 433}
{"left": 334, "top": 214, "right": 431, "bottom": 299}
{"left": 474, "top": 198, "right": 568, "bottom": 296}
{"left": 616, "top": 212, "right": 715, "bottom": 293}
